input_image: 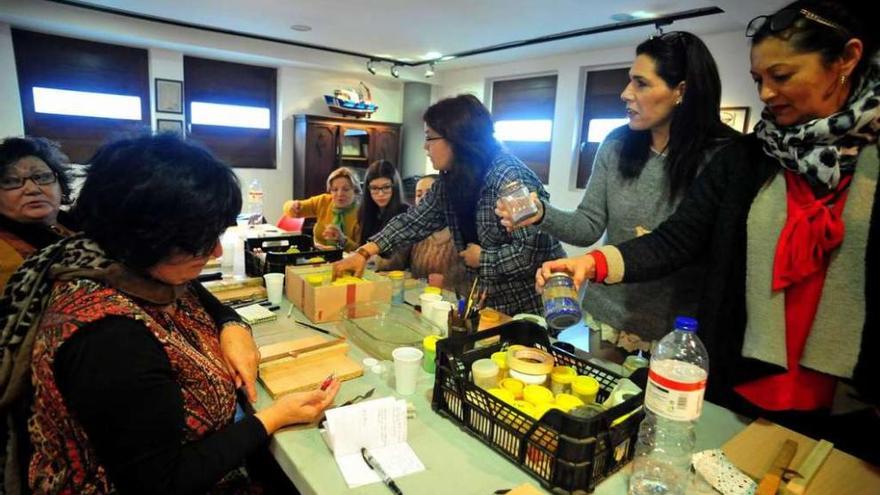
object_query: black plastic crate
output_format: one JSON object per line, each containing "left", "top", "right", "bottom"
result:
{"left": 431, "top": 321, "right": 645, "bottom": 494}
{"left": 244, "top": 234, "right": 343, "bottom": 276}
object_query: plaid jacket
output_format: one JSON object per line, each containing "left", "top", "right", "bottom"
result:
{"left": 371, "top": 153, "right": 565, "bottom": 315}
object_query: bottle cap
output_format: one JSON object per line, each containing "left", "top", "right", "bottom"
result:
{"left": 423, "top": 286, "right": 442, "bottom": 295}
{"left": 554, "top": 393, "right": 585, "bottom": 412}
{"left": 387, "top": 271, "right": 405, "bottom": 280}
{"left": 674, "top": 316, "right": 698, "bottom": 332}
{"left": 523, "top": 385, "right": 554, "bottom": 406}
{"left": 422, "top": 335, "right": 440, "bottom": 352}
{"left": 490, "top": 351, "right": 508, "bottom": 370}
{"left": 550, "top": 366, "right": 577, "bottom": 384}
{"left": 571, "top": 375, "right": 600, "bottom": 397}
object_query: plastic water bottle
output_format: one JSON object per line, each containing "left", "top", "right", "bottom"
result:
{"left": 629, "top": 316, "right": 708, "bottom": 495}
{"left": 246, "top": 178, "right": 264, "bottom": 225}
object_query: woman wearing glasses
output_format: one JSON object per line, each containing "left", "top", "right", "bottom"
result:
{"left": 283, "top": 166, "right": 361, "bottom": 251}
{"left": 539, "top": 0, "right": 879, "bottom": 461}
{"left": 497, "top": 32, "right": 737, "bottom": 355}
{"left": 334, "top": 94, "right": 565, "bottom": 316}
{"left": 0, "top": 137, "right": 75, "bottom": 290}
{"left": 357, "top": 159, "right": 410, "bottom": 270}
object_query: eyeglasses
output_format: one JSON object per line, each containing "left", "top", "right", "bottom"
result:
{"left": 0, "top": 171, "right": 57, "bottom": 190}
{"left": 369, "top": 185, "right": 393, "bottom": 194}
{"left": 425, "top": 136, "right": 444, "bottom": 143}
{"left": 746, "top": 8, "right": 851, "bottom": 38}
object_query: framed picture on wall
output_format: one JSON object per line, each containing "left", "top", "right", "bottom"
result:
{"left": 720, "top": 107, "right": 750, "bottom": 133}
{"left": 156, "top": 118, "right": 184, "bottom": 137}
{"left": 155, "top": 78, "right": 183, "bottom": 114}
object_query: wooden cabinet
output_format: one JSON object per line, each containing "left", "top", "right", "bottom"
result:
{"left": 293, "top": 115, "right": 402, "bottom": 199}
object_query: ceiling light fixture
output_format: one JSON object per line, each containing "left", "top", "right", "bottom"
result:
{"left": 366, "top": 59, "right": 377, "bottom": 75}
{"left": 425, "top": 63, "right": 435, "bottom": 78}
{"left": 290, "top": 24, "right": 312, "bottom": 32}
{"left": 390, "top": 65, "right": 401, "bottom": 79}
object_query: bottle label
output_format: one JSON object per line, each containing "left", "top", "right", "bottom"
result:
{"left": 645, "top": 364, "right": 707, "bottom": 421}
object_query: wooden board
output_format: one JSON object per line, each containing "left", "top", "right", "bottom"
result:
{"left": 258, "top": 336, "right": 363, "bottom": 398}
{"left": 722, "top": 419, "right": 880, "bottom": 495}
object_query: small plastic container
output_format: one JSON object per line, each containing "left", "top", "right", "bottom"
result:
{"left": 422, "top": 335, "right": 440, "bottom": 374}
{"left": 508, "top": 368, "right": 548, "bottom": 387}
{"left": 499, "top": 180, "right": 539, "bottom": 224}
{"left": 423, "top": 286, "right": 442, "bottom": 296}
{"left": 549, "top": 365, "right": 577, "bottom": 396}
{"left": 571, "top": 375, "right": 600, "bottom": 404}
{"left": 305, "top": 274, "right": 324, "bottom": 287}
{"left": 522, "top": 385, "right": 554, "bottom": 407}
{"left": 487, "top": 388, "right": 516, "bottom": 404}
{"left": 388, "top": 271, "right": 405, "bottom": 304}
{"left": 534, "top": 402, "right": 562, "bottom": 419}
{"left": 554, "top": 393, "right": 585, "bottom": 412}
{"left": 471, "top": 358, "right": 500, "bottom": 390}
{"left": 499, "top": 377, "right": 525, "bottom": 400}
{"left": 490, "top": 351, "right": 509, "bottom": 380}
{"left": 542, "top": 273, "right": 583, "bottom": 330}
{"left": 512, "top": 400, "right": 537, "bottom": 419}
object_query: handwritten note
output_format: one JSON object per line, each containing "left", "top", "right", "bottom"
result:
{"left": 323, "top": 397, "right": 425, "bottom": 488}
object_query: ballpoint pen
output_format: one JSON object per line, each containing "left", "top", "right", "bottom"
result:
{"left": 361, "top": 447, "right": 403, "bottom": 495}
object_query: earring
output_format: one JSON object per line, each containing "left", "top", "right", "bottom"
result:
{"left": 840, "top": 74, "right": 847, "bottom": 86}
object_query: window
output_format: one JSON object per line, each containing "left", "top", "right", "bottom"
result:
{"left": 577, "top": 68, "right": 630, "bottom": 188}
{"left": 12, "top": 29, "right": 150, "bottom": 163}
{"left": 184, "top": 56, "right": 277, "bottom": 169}
{"left": 491, "top": 75, "right": 558, "bottom": 184}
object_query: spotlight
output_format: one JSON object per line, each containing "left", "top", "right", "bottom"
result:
{"left": 425, "top": 63, "right": 435, "bottom": 78}
{"left": 390, "top": 65, "right": 401, "bottom": 78}
{"left": 366, "top": 59, "right": 376, "bottom": 75}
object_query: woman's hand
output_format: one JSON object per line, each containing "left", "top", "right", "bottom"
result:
{"left": 322, "top": 223, "right": 343, "bottom": 244}
{"left": 459, "top": 243, "right": 481, "bottom": 268}
{"left": 219, "top": 323, "right": 260, "bottom": 403}
{"left": 495, "top": 192, "right": 543, "bottom": 232}
{"left": 288, "top": 200, "right": 302, "bottom": 217}
{"left": 536, "top": 254, "right": 597, "bottom": 291}
{"left": 333, "top": 251, "right": 367, "bottom": 278}
{"left": 256, "top": 380, "right": 340, "bottom": 433}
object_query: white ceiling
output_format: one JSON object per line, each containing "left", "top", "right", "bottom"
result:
{"left": 1, "top": 0, "right": 790, "bottom": 76}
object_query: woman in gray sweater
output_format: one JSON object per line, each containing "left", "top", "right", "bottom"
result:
{"left": 497, "top": 32, "right": 737, "bottom": 353}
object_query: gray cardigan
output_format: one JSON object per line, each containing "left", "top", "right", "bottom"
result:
{"left": 540, "top": 136, "right": 704, "bottom": 342}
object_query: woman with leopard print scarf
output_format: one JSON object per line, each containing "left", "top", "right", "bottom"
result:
{"left": 0, "top": 135, "right": 340, "bottom": 494}
{"left": 537, "top": 0, "right": 880, "bottom": 463}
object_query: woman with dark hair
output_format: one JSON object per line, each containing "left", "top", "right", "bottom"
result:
{"left": 539, "top": 0, "right": 879, "bottom": 462}
{"left": 0, "top": 137, "right": 76, "bottom": 290}
{"left": 334, "top": 94, "right": 564, "bottom": 315}
{"left": 357, "top": 159, "right": 410, "bottom": 270}
{"left": 0, "top": 135, "right": 339, "bottom": 493}
{"left": 498, "top": 32, "right": 737, "bottom": 353}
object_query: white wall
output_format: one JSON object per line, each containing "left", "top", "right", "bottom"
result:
{"left": 433, "top": 30, "right": 763, "bottom": 254}
{"left": 0, "top": 20, "right": 404, "bottom": 224}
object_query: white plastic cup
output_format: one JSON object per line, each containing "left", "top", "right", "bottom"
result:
{"left": 263, "top": 273, "right": 285, "bottom": 305}
{"left": 392, "top": 346, "right": 423, "bottom": 395}
{"left": 419, "top": 293, "right": 443, "bottom": 316}
{"left": 428, "top": 301, "right": 453, "bottom": 334}
{"left": 220, "top": 230, "right": 237, "bottom": 268}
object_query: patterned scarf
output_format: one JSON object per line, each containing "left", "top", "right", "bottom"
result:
{"left": 0, "top": 235, "right": 184, "bottom": 494}
{"left": 755, "top": 61, "right": 880, "bottom": 188}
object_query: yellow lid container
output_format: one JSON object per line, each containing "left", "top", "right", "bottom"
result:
{"left": 387, "top": 271, "right": 405, "bottom": 280}
{"left": 533, "top": 402, "right": 562, "bottom": 419}
{"left": 571, "top": 375, "right": 600, "bottom": 404}
{"left": 522, "top": 385, "right": 554, "bottom": 406}
{"left": 499, "top": 378, "right": 525, "bottom": 399}
{"left": 554, "top": 393, "right": 585, "bottom": 412}
{"left": 422, "top": 335, "right": 440, "bottom": 352}
{"left": 550, "top": 366, "right": 577, "bottom": 384}
{"left": 490, "top": 351, "right": 508, "bottom": 370}
{"left": 487, "top": 388, "right": 515, "bottom": 404}
{"left": 423, "top": 286, "right": 442, "bottom": 295}
{"left": 305, "top": 274, "right": 324, "bottom": 287}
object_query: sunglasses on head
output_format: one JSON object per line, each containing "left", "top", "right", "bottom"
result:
{"left": 746, "top": 8, "right": 851, "bottom": 38}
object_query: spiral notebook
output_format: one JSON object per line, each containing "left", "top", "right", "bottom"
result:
{"left": 234, "top": 304, "right": 278, "bottom": 325}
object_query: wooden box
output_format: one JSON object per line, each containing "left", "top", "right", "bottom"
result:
{"left": 285, "top": 264, "right": 392, "bottom": 323}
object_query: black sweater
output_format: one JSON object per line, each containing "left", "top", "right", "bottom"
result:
{"left": 614, "top": 134, "right": 879, "bottom": 408}
{"left": 52, "top": 283, "right": 268, "bottom": 495}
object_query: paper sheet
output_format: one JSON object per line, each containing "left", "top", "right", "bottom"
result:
{"left": 323, "top": 397, "right": 425, "bottom": 488}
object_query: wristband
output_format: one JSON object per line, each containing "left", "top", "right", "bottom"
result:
{"left": 590, "top": 251, "right": 608, "bottom": 283}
